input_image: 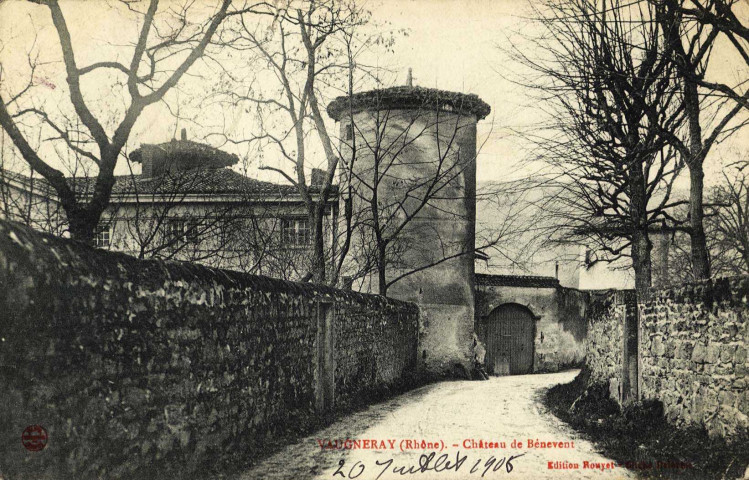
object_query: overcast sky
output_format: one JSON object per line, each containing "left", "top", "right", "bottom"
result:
{"left": 368, "top": 0, "right": 527, "bottom": 183}
{"left": 0, "top": 0, "right": 746, "bottom": 186}
{"left": 371, "top": 0, "right": 748, "bottom": 186}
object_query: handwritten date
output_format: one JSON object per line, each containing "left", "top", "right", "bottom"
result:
{"left": 333, "top": 451, "right": 525, "bottom": 479}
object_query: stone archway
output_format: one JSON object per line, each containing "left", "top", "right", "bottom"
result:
{"left": 481, "top": 303, "right": 535, "bottom": 375}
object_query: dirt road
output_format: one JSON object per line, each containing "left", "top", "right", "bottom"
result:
{"left": 237, "top": 370, "right": 635, "bottom": 480}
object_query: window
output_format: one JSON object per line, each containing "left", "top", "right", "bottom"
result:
{"left": 281, "top": 217, "right": 310, "bottom": 246}
{"left": 185, "top": 220, "right": 202, "bottom": 244}
{"left": 219, "top": 220, "right": 234, "bottom": 245}
{"left": 345, "top": 123, "right": 354, "bottom": 140}
{"left": 166, "top": 218, "right": 186, "bottom": 245}
{"left": 94, "top": 224, "right": 111, "bottom": 249}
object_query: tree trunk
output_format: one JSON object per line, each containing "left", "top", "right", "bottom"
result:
{"left": 677, "top": 15, "right": 711, "bottom": 280}
{"left": 631, "top": 228, "right": 653, "bottom": 296}
{"left": 311, "top": 204, "right": 326, "bottom": 284}
{"left": 66, "top": 208, "right": 97, "bottom": 245}
{"left": 629, "top": 155, "right": 652, "bottom": 296}
{"left": 689, "top": 165, "right": 711, "bottom": 279}
{"left": 377, "top": 240, "right": 387, "bottom": 296}
{"left": 65, "top": 157, "right": 118, "bottom": 245}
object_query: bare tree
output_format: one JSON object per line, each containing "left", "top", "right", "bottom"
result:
{"left": 106, "top": 153, "right": 319, "bottom": 280}
{"left": 211, "top": 0, "right": 387, "bottom": 285}
{"left": 655, "top": 0, "right": 749, "bottom": 111}
{"left": 509, "top": 0, "right": 688, "bottom": 294}
{"left": 0, "top": 157, "right": 66, "bottom": 236}
{"left": 336, "top": 97, "right": 498, "bottom": 295}
{"left": 707, "top": 168, "right": 749, "bottom": 275}
{"left": 656, "top": 0, "right": 748, "bottom": 279}
{"left": 666, "top": 166, "right": 749, "bottom": 281}
{"left": 0, "top": 0, "right": 251, "bottom": 243}
{"left": 475, "top": 178, "right": 578, "bottom": 277}
{"left": 112, "top": 167, "right": 233, "bottom": 261}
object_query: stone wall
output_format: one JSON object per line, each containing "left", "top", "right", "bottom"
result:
{"left": 584, "top": 290, "right": 634, "bottom": 403}
{"left": 639, "top": 277, "right": 748, "bottom": 440}
{"left": 583, "top": 279, "right": 748, "bottom": 442}
{"left": 0, "top": 220, "right": 418, "bottom": 479}
{"left": 554, "top": 287, "right": 590, "bottom": 370}
{"left": 334, "top": 298, "right": 418, "bottom": 407}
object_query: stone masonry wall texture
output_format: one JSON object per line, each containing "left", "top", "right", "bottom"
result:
{"left": 639, "top": 277, "right": 748, "bottom": 441}
{"left": 0, "top": 220, "right": 418, "bottom": 479}
{"left": 584, "top": 290, "right": 630, "bottom": 403}
{"left": 584, "top": 280, "right": 748, "bottom": 442}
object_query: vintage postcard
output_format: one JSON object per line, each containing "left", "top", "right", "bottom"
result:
{"left": 0, "top": 0, "right": 747, "bottom": 479}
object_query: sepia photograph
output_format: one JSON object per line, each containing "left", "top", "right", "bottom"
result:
{"left": 0, "top": 0, "right": 747, "bottom": 478}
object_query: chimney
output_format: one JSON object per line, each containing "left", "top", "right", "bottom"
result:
{"left": 181, "top": 128, "right": 187, "bottom": 141}
{"left": 140, "top": 145, "right": 154, "bottom": 177}
{"left": 310, "top": 168, "right": 326, "bottom": 187}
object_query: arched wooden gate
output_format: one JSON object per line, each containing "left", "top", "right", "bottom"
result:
{"left": 481, "top": 303, "right": 535, "bottom": 375}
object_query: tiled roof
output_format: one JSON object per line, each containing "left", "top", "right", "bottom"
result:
{"left": 3, "top": 168, "right": 336, "bottom": 200}
{"left": 105, "top": 169, "right": 299, "bottom": 196}
{"left": 327, "top": 86, "right": 491, "bottom": 121}
{"left": 0, "top": 169, "right": 58, "bottom": 196}
{"left": 475, "top": 273, "right": 560, "bottom": 288}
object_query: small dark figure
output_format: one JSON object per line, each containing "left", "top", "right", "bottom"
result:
{"left": 472, "top": 334, "right": 489, "bottom": 380}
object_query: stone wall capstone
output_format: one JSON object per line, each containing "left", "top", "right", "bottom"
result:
{"left": 0, "top": 219, "right": 419, "bottom": 479}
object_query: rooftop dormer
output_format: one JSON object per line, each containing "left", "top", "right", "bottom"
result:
{"left": 129, "top": 129, "right": 239, "bottom": 177}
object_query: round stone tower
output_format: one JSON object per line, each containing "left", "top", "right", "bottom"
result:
{"left": 328, "top": 86, "right": 490, "bottom": 377}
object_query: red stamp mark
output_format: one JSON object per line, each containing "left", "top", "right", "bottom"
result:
{"left": 33, "top": 76, "right": 57, "bottom": 90}
{"left": 22, "top": 425, "right": 48, "bottom": 452}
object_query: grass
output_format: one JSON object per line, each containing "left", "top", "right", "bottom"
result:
{"left": 543, "top": 368, "right": 749, "bottom": 479}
